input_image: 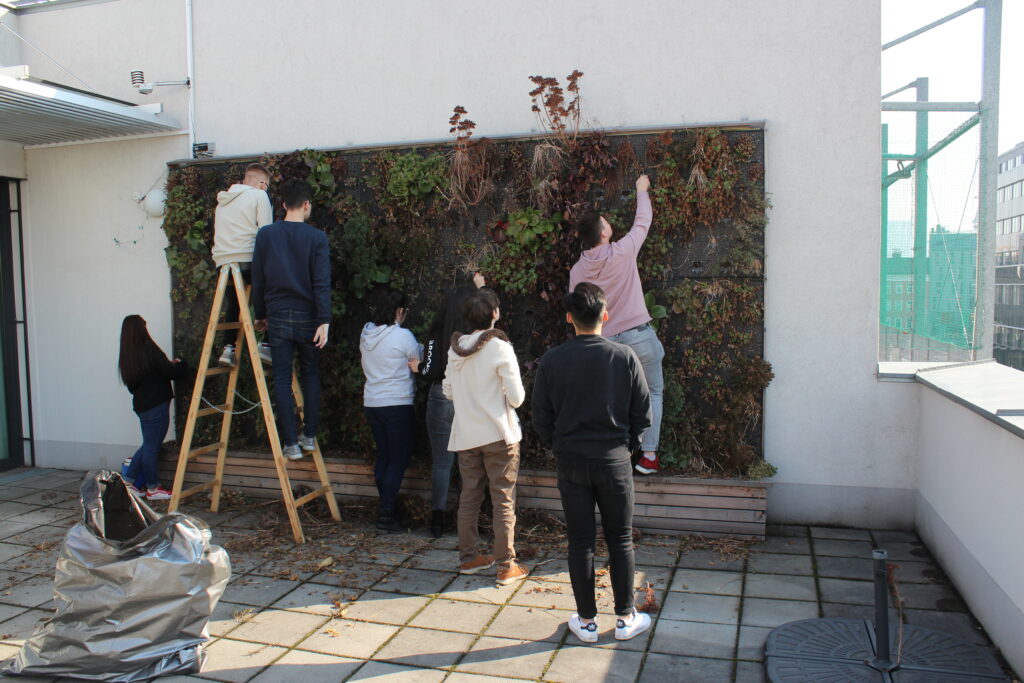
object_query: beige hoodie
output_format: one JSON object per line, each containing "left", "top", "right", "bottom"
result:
{"left": 442, "top": 329, "right": 525, "bottom": 452}
{"left": 211, "top": 184, "right": 273, "bottom": 267}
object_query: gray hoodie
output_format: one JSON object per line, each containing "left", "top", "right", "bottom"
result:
{"left": 212, "top": 184, "right": 273, "bottom": 268}
{"left": 360, "top": 323, "right": 422, "bottom": 408}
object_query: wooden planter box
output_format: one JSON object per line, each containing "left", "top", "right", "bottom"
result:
{"left": 159, "top": 451, "right": 768, "bottom": 540}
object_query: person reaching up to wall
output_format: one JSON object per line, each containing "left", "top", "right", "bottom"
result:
{"left": 569, "top": 174, "right": 664, "bottom": 475}
{"left": 407, "top": 270, "right": 486, "bottom": 538}
{"left": 212, "top": 162, "right": 274, "bottom": 368}
{"left": 361, "top": 286, "right": 422, "bottom": 534}
{"left": 250, "top": 179, "right": 331, "bottom": 462}
{"left": 532, "top": 283, "right": 653, "bottom": 643}
{"left": 118, "top": 314, "right": 189, "bottom": 501}
{"left": 443, "top": 289, "right": 530, "bottom": 585}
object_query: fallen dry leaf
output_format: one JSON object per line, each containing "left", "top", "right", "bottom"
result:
{"left": 317, "top": 556, "right": 335, "bottom": 569}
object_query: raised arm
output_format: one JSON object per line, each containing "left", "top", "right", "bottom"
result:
{"left": 621, "top": 174, "right": 653, "bottom": 255}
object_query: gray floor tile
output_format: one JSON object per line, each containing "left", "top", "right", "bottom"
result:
{"left": 877, "top": 541, "right": 933, "bottom": 562}
{"left": 456, "top": 635, "right": 558, "bottom": 679}
{"left": 750, "top": 535, "right": 810, "bottom": 555}
{"left": 633, "top": 543, "right": 680, "bottom": 567}
{"left": 341, "top": 590, "right": 431, "bottom": 626}
{"left": 508, "top": 579, "right": 577, "bottom": 611}
{"left": 744, "top": 574, "right": 817, "bottom": 601}
{"left": 741, "top": 598, "right": 818, "bottom": 628}
{"left": 546, "top": 643, "right": 644, "bottom": 682}
{"left": 439, "top": 574, "right": 520, "bottom": 605}
{"left": 748, "top": 552, "right": 812, "bottom": 576}
{"left": 297, "top": 618, "right": 398, "bottom": 659}
{"left": 890, "top": 559, "right": 947, "bottom": 585}
{"left": 270, "top": 582, "right": 346, "bottom": 615}
{"left": 896, "top": 582, "right": 965, "bottom": 611}
{"left": 482, "top": 604, "right": 567, "bottom": 643}
{"left": 0, "top": 522, "right": 38, "bottom": 542}
{"left": 406, "top": 548, "right": 459, "bottom": 572}
{"left": 227, "top": 608, "right": 330, "bottom": 647}
{"left": 820, "top": 602, "right": 899, "bottom": 622}
{"left": 0, "top": 502, "right": 38, "bottom": 521}
{"left": 670, "top": 567, "right": 744, "bottom": 595}
{"left": 872, "top": 530, "right": 919, "bottom": 544}
{"left": 661, "top": 591, "right": 740, "bottom": 625}
{"left": 2, "top": 526, "right": 67, "bottom": 547}
{"left": 0, "top": 544, "right": 29, "bottom": 565}
{"left": 638, "top": 653, "right": 734, "bottom": 682}
{"left": 222, "top": 576, "right": 300, "bottom": 607}
{"left": 676, "top": 549, "right": 745, "bottom": 572}
{"left": 649, "top": 618, "right": 737, "bottom": 658}
{"left": 373, "top": 567, "right": 452, "bottom": 596}
{"left": 349, "top": 661, "right": 446, "bottom": 681}
{"left": 818, "top": 578, "right": 874, "bottom": 605}
{"left": 736, "top": 660, "right": 767, "bottom": 682}
{"left": 810, "top": 527, "right": 872, "bottom": 541}
{"left": 812, "top": 538, "right": 875, "bottom": 559}
{"left": 0, "top": 608, "right": 51, "bottom": 644}
{"left": 816, "top": 555, "right": 873, "bottom": 581}
{"left": 766, "top": 525, "right": 808, "bottom": 538}
{"left": 0, "top": 576, "right": 53, "bottom": 607}
{"left": 737, "top": 625, "right": 772, "bottom": 661}
{"left": 409, "top": 597, "right": 500, "bottom": 634}
{"left": 312, "top": 562, "right": 392, "bottom": 591}
{"left": 198, "top": 637, "right": 287, "bottom": 683}
{"left": 903, "top": 608, "right": 988, "bottom": 645}
{"left": 249, "top": 649, "right": 363, "bottom": 683}
{"left": 372, "top": 625, "right": 475, "bottom": 669}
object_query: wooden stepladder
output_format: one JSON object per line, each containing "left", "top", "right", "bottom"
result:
{"left": 168, "top": 263, "right": 340, "bottom": 543}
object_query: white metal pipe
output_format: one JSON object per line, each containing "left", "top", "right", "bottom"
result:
{"left": 184, "top": 0, "right": 195, "bottom": 153}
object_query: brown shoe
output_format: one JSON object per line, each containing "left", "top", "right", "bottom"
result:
{"left": 459, "top": 555, "right": 495, "bottom": 574}
{"left": 496, "top": 562, "right": 530, "bottom": 586}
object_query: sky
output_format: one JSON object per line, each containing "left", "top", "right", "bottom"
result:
{"left": 881, "top": 0, "right": 1021, "bottom": 244}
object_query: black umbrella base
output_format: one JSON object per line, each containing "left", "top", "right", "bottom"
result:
{"left": 765, "top": 618, "right": 1009, "bottom": 682}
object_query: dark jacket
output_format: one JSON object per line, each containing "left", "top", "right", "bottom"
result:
{"left": 251, "top": 220, "right": 331, "bottom": 325}
{"left": 532, "top": 334, "right": 652, "bottom": 462}
{"left": 126, "top": 353, "right": 189, "bottom": 414}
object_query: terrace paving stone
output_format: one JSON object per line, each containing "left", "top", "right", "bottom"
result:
{"left": 0, "top": 608, "right": 51, "bottom": 645}
{"left": 661, "top": 591, "right": 741, "bottom": 625}
{"left": 737, "top": 625, "right": 772, "bottom": 661}
{"left": 371, "top": 625, "right": 475, "bottom": 669}
{"left": 0, "top": 603, "right": 27, "bottom": 624}
{"left": 271, "top": 582, "right": 347, "bottom": 615}
{"left": 648, "top": 618, "right": 737, "bottom": 658}
{"left": 439, "top": 574, "right": 521, "bottom": 605}
{"left": 207, "top": 601, "right": 252, "bottom": 637}
{"left": 820, "top": 602, "right": 899, "bottom": 622}
{"left": 810, "top": 527, "right": 872, "bottom": 541}
{"left": 670, "top": 567, "right": 744, "bottom": 595}
{"left": 0, "top": 522, "right": 38, "bottom": 542}
{"left": 545, "top": 642, "right": 645, "bottom": 682}
{"left": 373, "top": 567, "right": 453, "bottom": 596}
{"left": 248, "top": 649, "right": 363, "bottom": 683}
{"left": 221, "top": 576, "right": 300, "bottom": 607}
{"left": 340, "top": 589, "right": 431, "bottom": 626}
{"left": 0, "top": 576, "right": 54, "bottom": 608}
{"left": 872, "top": 529, "right": 920, "bottom": 543}
{"left": 446, "top": 674, "right": 530, "bottom": 683}
{"left": 747, "top": 552, "right": 813, "bottom": 576}
{"left": 296, "top": 618, "right": 398, "bottom": 659}
{"left": 765, "top": 524, "right": 808, "bottom": 537}
{"left": 0, "top": 549, "right": 58, "bottom": 576}
{"left": 815, "top": 555, "right": 874, "bottom": 581}
{"left": 508, "top": 579, "right": 578, "bottom": 611}
{"left": 632, "top": 564, "right": 672, "bottom": 590}
{"left": 818, "top": 578, "right": 875, "bottom": 605}
{"left": 529, "top": 558, "right": 571, "bottom": 583}
{"left": 365, "top": 550, "right": 415, "bottom": 566}
{"left": 3, "top": 508, "right": 75, "bottom": 527}
{"left": 904, "top": 608, "right": 989, "bottom": 645}
{"left": 409, "top": 597, "right": 500, "bottom": 634}
{"left": 405, "top": 548, "right": 460, "bottom": 572}
{"left": 811, "top": 538, "right": 876, "bottom": 559}
{"left": 349, "top": 661, "right": 446, "bottom": 682}
{"left": 676, "top": 549, "right": 745, "bottom": 572}
{"left": 456, "top": 635, "right": 559, "bottom": 679}
{"left": 741, "top": 598, "right": 819, "bottom": 628}
{"left": 482, "top": 604, "right": 569, "bottom": 643}
{"left": 880, "top": 541, "right": 934, "bottom": 562}
{"left": 196, "top": 637, "right": 287, "bottom": 683}
{"left": 0, "top": 487, "right": 36, "bottom": 501}
{"left": 743, "top": 573, "right": 817, "bottom": 601}
{"left": 3, "top": 526, "right": 68, "bottom": 547}
{"left": 11, "top": 491, "right": 76, "bottom": 508}
{"left": 632, "top": 542, "right": 680, "bottom": 567}
{"left": 750, "top": 535, "right": 810, "bottom": 555}
{"left": 736, "top": 660, "right": 768, "bottom": 682}
{"left": 897, "top": 582, "right": 965, "bottom": 611}
{"left": 311, "top": 561, "right": 392, "bottom": 591}
{"left": 0, "top": 545, "right": 28, "bottom": 565}
{"left": 227, "top": 608, "right": 330, "bottom": 647}
{"left": 637, "top": 652, "right": 734, "bottom": 682}
{"left": 890, "top": 559, "right": 947, "bottom": 584}
{"left": 0, "top": 502, "right": 38, "bottom": 521}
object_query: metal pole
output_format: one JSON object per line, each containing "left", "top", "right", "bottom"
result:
{"left": 974, "top": 0, "right": 1001, "bottom": 358}
{"left": 872, "top": 549, "right": 894, "bottom": 670}
{"left": 882, "top": 124, "right": 890, "bottom": 344}
{"left": 913, "top": 78, "right": 929, "bottom": 348}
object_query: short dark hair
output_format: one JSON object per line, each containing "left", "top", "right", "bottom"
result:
{"left": 245, "top": 163, "right": 270, "bottom": 179}
{"left": 367, "top": 286, "right": 408, "bottom": 326}
{"left": 280, "top": 179, "right": 313, "bottom": 210}
{"left": 574, "top": 211, "right": 603, "bottom": 249}
{"left": 563, "top": 282, "right": 607, "bottom": 329}
{"left": 463, "top": 289, "right": 500, "bottom": 331}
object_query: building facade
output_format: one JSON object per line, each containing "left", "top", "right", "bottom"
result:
{"left": 996, "top": 141, "right": 1024, "bottom": 370}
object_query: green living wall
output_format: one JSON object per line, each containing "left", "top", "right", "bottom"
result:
{"left": 162, "top": 74, "right": 773, "bottom": 478}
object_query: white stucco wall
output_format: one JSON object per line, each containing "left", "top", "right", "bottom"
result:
{"left": 0, "top": 141, "right": 24, "bottom": 179}
{"left": 12, "top": 0, "right": 917, "bottom": 525}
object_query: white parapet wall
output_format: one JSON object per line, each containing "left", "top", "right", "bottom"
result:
{"left": 913, "top": 362, "right": 1024, "bottom": 674}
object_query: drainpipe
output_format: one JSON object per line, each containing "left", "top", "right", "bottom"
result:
{"left": 184, "top": 0, "right": 196, "bottom": 153}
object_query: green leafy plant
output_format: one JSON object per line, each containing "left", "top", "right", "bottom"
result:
{"left": 506, "top": 208, "right": 562, "bottom": 244}
{"left": 644, "top": 291, "right": 667, "bottom": 329}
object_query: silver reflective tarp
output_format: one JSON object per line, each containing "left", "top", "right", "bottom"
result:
{"left": 4, "top": 470, "right": 231, "bottom": 681}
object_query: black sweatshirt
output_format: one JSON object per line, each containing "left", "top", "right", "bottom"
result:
{"left": 531, "top": 334, "right": 652, "bottom": 462}
{"left": 251, "top": 220, "right": 332, "bottom": 325}
{"left": 126, "top": 354, "right": 189, "bottom": 414}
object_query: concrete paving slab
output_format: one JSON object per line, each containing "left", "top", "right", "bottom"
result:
{"left": 648, "top": 618, "right": 737, "bottom": 658}
{"left": 736, "top": 660, "right": 767, "bottom": 682}
{"left": 818, "top": 578, "right": 874, "bottom": 605}
{"left": 311, "top": 562, "right": 391, "bottom": 591}
{"left": 904, "top": 608, "right": 988, "bottom": 645}
{"left": 406, "top": 548, "right": 460, "bottom": 572}
{"left": 271, "top": 582, "right": 346, "bottom": 616}
{"left": 227, "top": 608, "right": 329, "bottom": 647}
{"left": 0, "top": 487, "right": 37, "bottom": 502}
{"left": 341, "top": 590, "right": 431, "bottom": 626}
{"left": 872, "top": 530, "right": 920, "bottom": 543}
{"left": 816, "top": 555, "right": 873, "bottom": 581}
{"left": 3, "top": 508, "right": 75, "bottom": 527}
{"left": 750, "top": 535, "right": 810, "bottom": 555}
{"left": 10, "top": 491, "right": 76, "bottom": 508}
{"left": 744, "top": 574, "right": 817, "bottom": 601}
{"left": 207, "top": 601, "right": 253, "bottom": 638}
{"left": 670, "top": 568, "right": 744, "bottom": 595}
{"left": 1, "top": 526, "right": 67, "bottom": 547}
{"left": 222, "top": 576, "right": 300, "bottom": 607}
{"left": 737, "top": 625, "right": 772, "bottom": 661}
{"left": 456, "top": 635, "right": 558, "bottom": 679}
{"left": 810, "top": 527, "right": 872, "bottom": 541}
{"left": 297, "top": 618, "right": 398, "bottom": 659}
{"left": 249, "top": 649, "right": 363, "bottom": 683}
{"left": 632, "top": 543, "right": 680, "bottom": 567}
{"left": 409, "top": 598, "right": 500, "bottom": 634}
{"left": 0, "top": 608, "right": 50, "bottom": 645}
{"left": 0, "top": 545, "right": 28, "bottom": 565}
{"left": 741, "top": 598, "right": 818, "bottom": 628}
{"left": 638, "top": 652, "right": 734, "bottom": 682}
{"left": 508, "top": 579, "right": 578, "bottom": 611}
{"left": 545, "top": 643, "right": 644, "bottom": 682}
{"left": 197, "top": 637, "right": 287, "bottom": 683}
{"left": 890, "top": 559, "right": 947, "bottom": 584}
{"left": 0, "top": 502, "right": 38, "bottom": 521}
{"left": 765, "top": 524, "right": 808, "bottom": 537}
{"left": 878, "top": 541, "right": 933, "bottom": 562}
{"left": 0, "top": 522, "right": 38, "bottom": 543}
{"left": 483, "top": 604, "right": 569, "bottom": 643}
{"left": 372, "top": 625, "right": 475, "bottom": 669}
{"left": 897, "top": 582, "right": 965, "bottom": 611}
{"left": 439, "top": 574, "right": 519, "bottom": 605}
{"left": 747, "top": 552, "right": 812, "bottom": 576}
{"left": 676, "top": 549, "right": 744, "bottom": 572}
{"left": 349, "top": 661, "right": 446, "bottom": 682}
{"left": 373, "top": 567, "right": 453, "bottom": 596}
{"left": 820, "top": 602, "right": 899, "bottom": 622}
{"left": 0, "top": 576, "right": 53, "bottom": 608}
{"left": 0, "top": 603, "right": 27, "bottom": 624}
{"left": 661, "top": 592, "right": 740, "bottom": 625}
{"left": 811, "top": 538, "right": 875, "bottom": 559}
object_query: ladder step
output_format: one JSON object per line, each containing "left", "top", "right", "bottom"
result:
{"left": 204, "top": 366, "right": 232, "bottom": 376}
{"left": 178, "top": 480, "right": 217, "bottom": 500}
{"left": 293, "top": 485, "right": 331, "bottom": 508}
{"left": 188, "top": 442, "right": 225, "bottom": 460}
{"left": 215, "top": 322, "right": 242, "bottom": 331}
{"left": 196, "top": 404, "right": 231, "bottom": 417}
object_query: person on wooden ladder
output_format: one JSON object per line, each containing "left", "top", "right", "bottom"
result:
{"left": 211, "top": 162, "right": 275, "bottom": 368}
{"left": 250, "top": 179, "right": 331, "bottom": 461}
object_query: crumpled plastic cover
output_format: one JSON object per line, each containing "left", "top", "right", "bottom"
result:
{"left": 3, "top": 470, "right": 231, "bottom": 681}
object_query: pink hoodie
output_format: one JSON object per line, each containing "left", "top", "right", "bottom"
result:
{"left": 568, "top": 191, "right": 653, "bottom": 336}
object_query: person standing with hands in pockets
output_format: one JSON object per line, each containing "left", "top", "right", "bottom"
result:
{"left": 250, "top": 179, "right": 331, "bottom": 462}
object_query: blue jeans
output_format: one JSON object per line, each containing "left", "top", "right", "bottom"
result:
{"left": 267, "top": 310, "right": 321, "bottom": 446}
{"left": 127, "top": 401, "right": 170, "bottom": 490}
{"left": 609, "top": 324, "right": 664, "bottom": 452}
{"left": 426, "top": 384, "right": 456, "bottom": 511}
{"left": 364, "top": 405, "right": 416, "bottom": 513}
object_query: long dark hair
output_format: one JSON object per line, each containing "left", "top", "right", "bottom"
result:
{"left": 429, "top": 278, "right": 476, "bottom": 351}
{"left": 118, "top": 315, "right": 166, "bottom": 387}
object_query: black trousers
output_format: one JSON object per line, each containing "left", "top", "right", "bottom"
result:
{"left": 222, "top": 265, "right": 251, "bottom": 347}
{"left": 556, "top": 457, "right": 635, "bottom": 618}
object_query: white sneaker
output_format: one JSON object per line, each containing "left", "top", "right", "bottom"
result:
{"left": 258, "top": 342, "right": 273, "bottom": 365}
{"left": 283, "top": 444, "right": 303, "bottom": 460}
{"left": 568, "top": 614, "right": 599, "bottom": 644}
{"left": 298, "top": 434, "right": 317, "bottom": 452}
{"left": 218, "top": 345, "right": 236, "bottom": 367}
{"left": 614, "top": 608, "right": 651, "bottom": 641}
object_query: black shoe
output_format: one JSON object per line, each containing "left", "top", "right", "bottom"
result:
{"left": 376, "top": 513, "right": 407, "bottom": 534}
{"left": 430, "top": 510, "right": 445, "bottom": 538}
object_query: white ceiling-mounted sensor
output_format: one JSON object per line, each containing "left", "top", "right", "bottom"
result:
{"left": 130, "top": 70, "right": 190, "bottom": 95}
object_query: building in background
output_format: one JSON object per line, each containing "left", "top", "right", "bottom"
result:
{"left": 996, "top": 141, "right": 1024, "bottom": 370}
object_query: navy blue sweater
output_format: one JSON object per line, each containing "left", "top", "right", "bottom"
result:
{"left": 251, "top": 220, "right": 332, "bottom": 325}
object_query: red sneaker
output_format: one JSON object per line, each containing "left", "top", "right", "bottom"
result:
{"left": 635, "top": 453, "right": 659, "bottom": 475}
{"left": 146, "top": 486, "right": 173, "bottom": 501}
